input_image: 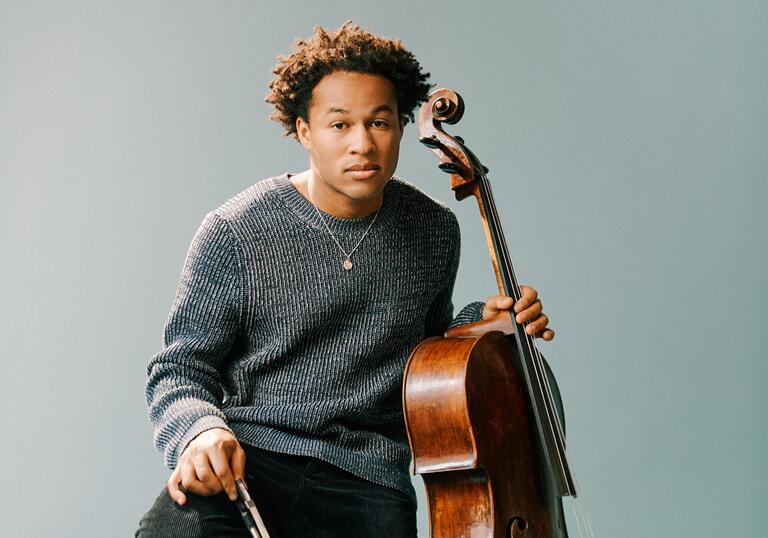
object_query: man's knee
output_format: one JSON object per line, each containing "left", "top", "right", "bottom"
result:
{"left": 135, "top": 486, "right": 248, "bottom": 538}
{"left": 135, "top": 487, "right": 205, "bottom": 538}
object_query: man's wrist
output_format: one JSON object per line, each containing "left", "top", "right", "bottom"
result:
{"left": 172, "top": 415, "right": 232, "bottom": 468}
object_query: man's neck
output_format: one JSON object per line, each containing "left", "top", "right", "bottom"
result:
{"left": 290, "top": 170, "right": 382, "bottom": 219}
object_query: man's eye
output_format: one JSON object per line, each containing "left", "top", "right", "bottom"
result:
{"left": 372, "top": 120, "right": 388, "bottom": 128}
{"left": 331, "top": 122, "right": 345, "bottom": 129}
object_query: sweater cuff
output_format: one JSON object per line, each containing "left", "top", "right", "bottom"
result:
{"left": 449, "top": 301, "right": 485, "bottom": 328}
{"left": 171, "top": 415, "right": 232, "bottom": 469}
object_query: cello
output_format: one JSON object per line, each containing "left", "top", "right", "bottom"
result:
{"left": 402, "top": 89, "right": 594, "bottom": 537}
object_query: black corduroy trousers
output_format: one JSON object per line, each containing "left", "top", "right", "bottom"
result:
{"left": 135, "top": 443, "right": 418, "bottom": 538}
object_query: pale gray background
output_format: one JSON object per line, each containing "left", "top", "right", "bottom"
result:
{"left": 1, "top": 1, "right": 766, "bottom": 536}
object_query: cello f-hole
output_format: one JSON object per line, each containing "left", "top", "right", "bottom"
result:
{"left": 508, "top": 516, "right": 527, "bottom": 537}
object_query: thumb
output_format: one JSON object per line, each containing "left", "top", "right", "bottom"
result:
{"left": 167, "top": 467, "right": 187, "bottom": 506}
{"left": 483, "top": 296, "right": 514, "bottom": 318}
{"left": 230, "top": 445, "right": 246, "bottom": 481}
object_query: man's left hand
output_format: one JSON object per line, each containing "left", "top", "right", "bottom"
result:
{"left": 482, "top": 285, "right": 555, "bottom": 341}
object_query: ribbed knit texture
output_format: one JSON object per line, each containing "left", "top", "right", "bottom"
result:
{"left": 145, "top": 173, "right": 485, "bottom": 500}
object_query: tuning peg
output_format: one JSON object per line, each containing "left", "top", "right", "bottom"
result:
{"left": 421, "top": 136, "right": 462, "bottom": 165}
{"left": 482, "top": 164, "right": 489, "bottom": 173}
{"left": 455, "top": 136, "right": 464, "bottom": 144}
{"left": 419, "top": 136, "right": 442, "bottom": 149}
{"left": 438, "top": 162, "right": 464, "bottom": 175}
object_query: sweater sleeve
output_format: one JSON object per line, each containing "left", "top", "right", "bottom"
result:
{"left": 448, "top": 301, "right": 485, "bottom": 328}
{"left": 424, "top": 210, "right": 486, "bottom": 335}
{"left": 424, "top": 268, "right": 457, "bottom": 338}
{"left": 425, "top": 212, "right": 485, "bottom": 336}
{"left": 145, "top": 211, "right": 243, "bottom": 469}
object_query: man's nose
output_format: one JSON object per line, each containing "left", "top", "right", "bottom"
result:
{"left": 349, "top": 125, "right": 376, "bottom": 154}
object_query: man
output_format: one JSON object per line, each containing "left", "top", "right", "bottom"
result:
{"left": 136, "top": 22, "right": 553, "bottom": 537}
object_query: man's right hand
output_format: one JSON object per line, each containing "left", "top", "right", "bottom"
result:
{"left": 167, "top": 427, "right": 246, "bottom": 506}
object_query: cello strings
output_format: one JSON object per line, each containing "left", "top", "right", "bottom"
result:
{"left": 554, "top": 402, "right": 595, "bottom": 536}
{"left": 484, "top": 178, "right": 565, "bottom": 458}
{"left": 574, "top": 494, "right": 596, "bottom": 538}
{"left": 487, "top": 178, "right": 571, "bottom": 489}
{"left": 480, "top": 174, "right": 562, "bottom": 451}
{"left": 479, "top": 173, "right": 570, "bottom": 485}
{"left": 569, "top": 466, "right": 596, "bottom": 538}
{"left": 479, "top": 170, "right": 596, "bottom": 538}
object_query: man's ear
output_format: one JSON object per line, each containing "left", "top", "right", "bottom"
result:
{"left": 398, "top": 116, "right": 406, "bottom": 141}
{"left": 296, "top": 116, "right": 311, "bottom": 150}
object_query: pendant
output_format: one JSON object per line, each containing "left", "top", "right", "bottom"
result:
{"left": 343, "top": 258, "right": 353, "bottom": 271}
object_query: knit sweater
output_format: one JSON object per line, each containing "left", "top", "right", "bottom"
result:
{"left": 145, "top": 172, "right": 484, "bottom": 499}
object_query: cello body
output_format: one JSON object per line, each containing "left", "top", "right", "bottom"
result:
{"left": 403, "top": 332, "right": 568, "bottom": 537}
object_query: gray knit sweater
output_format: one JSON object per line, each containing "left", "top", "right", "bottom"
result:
{"left": 145, "top": 172, "right": 484, "bottom": 499}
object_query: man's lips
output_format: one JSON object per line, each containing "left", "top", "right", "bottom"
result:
{"left": 346, "top": 163, "right": 381, "bottom": 171}
{"left": 345, "top": 163, "right": 381, "bottom": 179}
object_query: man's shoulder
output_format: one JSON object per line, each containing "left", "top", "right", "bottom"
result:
{"left": 391, "top": 176, "right": 459, "bottom": 230}
{"left": 209, "top": 174, "right": 287, "bottom": 224}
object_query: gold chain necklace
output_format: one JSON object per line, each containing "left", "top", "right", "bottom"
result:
{"left": 308, "top": 194, "right": 381, "bottom": 271}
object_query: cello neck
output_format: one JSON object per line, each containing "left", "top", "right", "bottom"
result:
{"left": 472, "top": 171, "right": 577, "bottom": 498}
{"left": 474, "top": 172, "right": 521, "bottom": 300}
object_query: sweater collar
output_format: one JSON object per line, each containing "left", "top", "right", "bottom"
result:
{"left": 271, "top": 172, "right": 402, "bottom": 234}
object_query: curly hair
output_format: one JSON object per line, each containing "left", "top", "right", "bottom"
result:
{"left": 266, "top": 21, "right": 432, "bottom": 140}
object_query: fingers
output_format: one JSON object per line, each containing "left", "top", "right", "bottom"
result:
{"left": 514, "top": 299, "right": 542, "bottom": 324}
{"left": 484, "top": 289, "right": 541, "bottom": 324}
{"left": 484, "top": 287, "right": 538, "bottom": 317}
{"left": 209, "top": 447, "right": 239, "bottom": 501}
{"left": 167, "top": 467, "right": 187, "bottom": 506}
{"left": 167, "top": 431, "right": 247, "bottom": 506}
{"left": 524, "top": 315, "right": 556, "bottom": 341}
{"left": 179, "top": 457, "right": 211, "bottom": 499}
{"left": 524, "top": 314, "right": 549, "bottom": 336}
{"left": 168, "top": 453, "right": 224, "bottom": 507}
{"left": 514, "top": 286, "right": 539, "bottom": 313}
{"left": 483, "top": 287, "right": 555, "bottom": 341}
{"left": 192, "top": 452, "right": 224, "bottom": 496}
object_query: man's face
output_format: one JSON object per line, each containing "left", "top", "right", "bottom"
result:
{"left": 296, "top": 71, "right": 405, "bottom": 215}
